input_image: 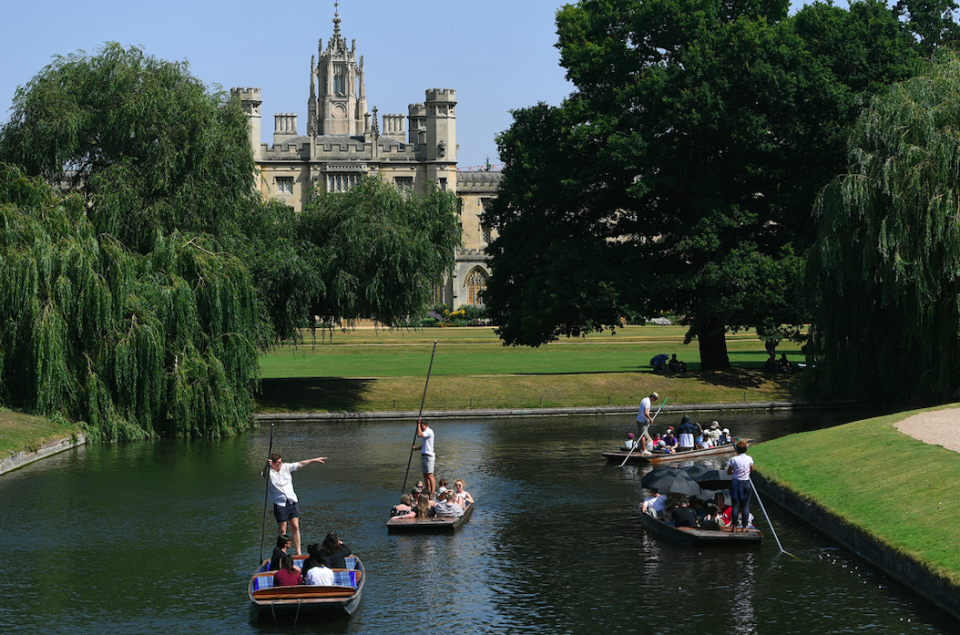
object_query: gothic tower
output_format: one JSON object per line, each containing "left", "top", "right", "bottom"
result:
{"left": 307, "top": 4, "right": 366, "bottom": 137}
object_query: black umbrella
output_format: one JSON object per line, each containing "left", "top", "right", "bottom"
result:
{"left": 640, "top": 468, "right": 702, "bottom": 496}
{"left": 682, "top": 466, "right": 733, "bottom": 491}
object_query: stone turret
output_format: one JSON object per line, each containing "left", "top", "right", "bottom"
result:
{"left": 425, "top": 89, "right": 456, "bottom": 162}
{"left": 408, "top": 103, "right": 426, "bottom": 145}
{"left": 310, "top": 6, "right": 366, "bottom": 136}
{"left": 230, "top": 87, "right": 262, "bottom": 160}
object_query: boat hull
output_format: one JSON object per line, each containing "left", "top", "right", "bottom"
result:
{"left": 640, "top": 512, "right": 762, "bottom": 546}
{"left": 386, "top": 501, "right": 474, "bottom": 533}
{"left": 603, "top": 441, "right": 750, "bottom": 464}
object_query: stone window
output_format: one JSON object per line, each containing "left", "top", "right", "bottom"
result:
{"left": 481, "top": 224, "right": 491, "bottom": 245}
{"left": 439, "top": 177, "right": 447, "bottom": 192}
{"left": 327, "top": 173, "right": 360, "bottom": 193}
{"left": 395, "top": 177, "right": 414, "bottom": 190}
{"left": 465, "top": 267, "right": 488, "bottom": 306}
{"left": 277, "top": 177, "right": 293, "bottom": 195}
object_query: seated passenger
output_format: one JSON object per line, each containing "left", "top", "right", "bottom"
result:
{"left": 435, "top": 490, "right": 464, "bottom": 517}
{"left": 305, "top": 557, "right": 335, "bottom": 586}
{"left": 642, "top": 489, "right": 666, "bottom": 516}
{"left": 716, "top": 429, "right": 733, "bottom": 446}
{"left": 662, "top": 497, "right": 678, "bottom": 526}
{"left": 673, "top": 496, "right": 699, "bottom": 528}
{"left": 391, "top": 494, "right": 416, "bottom": 519}
{"left": 663, "top": 431, "right": 678, "bottom": 453}
{"left": 714, "top": 493, "right": 733, "bottom": 527}
{"left": 436, "top": 478, "right": 450, "bottom": 499}
{"left": 700, "top": 502, "right": 721, "bottom": 530}
{"left": 319, "top": 533, "right": 352, "bottom": 569}
{"left": 269, "top": 534, "right": 292, "bottom": 571}
{"left": 415, "top": 494, "right": 436, "bottom": 519}
{"left": 273, "top": 554, "right": 302, "bottom": 586}
{"left": 454, "top": 479, "right": 474, "bottom": 507}
{"left": 622, "top": 432, "right": 637, "bottom": 451}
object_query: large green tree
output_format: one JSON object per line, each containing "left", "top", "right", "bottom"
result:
{"left": 807, "top": 52, "right": 960, "bottom": 403}
{"left": 0, "top": 164, "right": 259, "bottom": 439}
{"left": 299, "top": 176, "right": 462, "bottom": 326}
{"left": 484, "top": 0, "right": 929, "bottom": 367}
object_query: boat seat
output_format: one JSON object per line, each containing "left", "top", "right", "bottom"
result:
{"left": 251, "top": 568, "right": 361, "bottom": 594}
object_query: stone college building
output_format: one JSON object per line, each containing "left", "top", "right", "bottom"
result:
{"left": 230, "top": 7, "right": 500, "bottom": 310}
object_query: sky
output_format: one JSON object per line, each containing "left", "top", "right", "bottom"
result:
{"left": 0, "top": 0, "right": 578, "bottom": 170}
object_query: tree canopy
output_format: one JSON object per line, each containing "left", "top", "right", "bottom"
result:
{"left": 484, "top": 0, "right": 934, "bottom": 367}
{"left": 807, "top": 52, "right": 960, "bottom": 403}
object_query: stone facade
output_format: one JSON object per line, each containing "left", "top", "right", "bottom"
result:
{"left": 230, "top": 7, "right": 500, "bottom": 311}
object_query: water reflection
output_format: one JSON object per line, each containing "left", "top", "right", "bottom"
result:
{"left": 1, "top": 408, "right": 958, "bottom": 634}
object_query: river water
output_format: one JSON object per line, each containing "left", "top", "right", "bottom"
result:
{"left": 1, "top": 408, "right": 958, "bottom": 635}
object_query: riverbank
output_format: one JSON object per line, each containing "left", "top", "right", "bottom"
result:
{"left": 752, "top": 404, "right": 960, "bottom": 621}
{"left": 0, "top": 409, "right": 85, "bottom": 476}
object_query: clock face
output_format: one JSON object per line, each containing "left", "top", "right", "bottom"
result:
{"left": 333, "top": 103, "right": 347, "bottom": 118}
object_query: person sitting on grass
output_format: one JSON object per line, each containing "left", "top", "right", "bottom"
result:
{"left": 668, "top": 354, "right": 687, "bottom": 374}
{"left": 778, "top": 353, "right": 793, "bottom": 374}
{"left": 273, "top": 554, "right": 302, "bottom": 587}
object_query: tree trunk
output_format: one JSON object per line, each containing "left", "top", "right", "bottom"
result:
{"left": 697, "top": 320, "right": 731, "bottom": 370}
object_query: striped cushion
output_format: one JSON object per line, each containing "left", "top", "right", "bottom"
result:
{"left": 333, "top": 570, "right": 357, "bottom": 588}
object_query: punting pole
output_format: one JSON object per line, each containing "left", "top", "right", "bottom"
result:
{"left": 402, "top": 340, "right": 438, "bottom": 493}
{"left": 749, "top": 474, "right": 799, "bottom": 559}
{"left": 620, "top": 397, "right": 668, "bottom": 467}
{"left": 259, "top": 423, "right": 275, "bottom": 564}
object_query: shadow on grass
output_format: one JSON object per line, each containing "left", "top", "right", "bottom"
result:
{"left": 693, "top": 368, "right": 800, "bottom": 394}
{"left": 256, "top": 378, "right": 374, "bottom": 413}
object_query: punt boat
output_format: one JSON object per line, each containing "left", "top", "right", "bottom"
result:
{"left": 248, "top": 554, "right": 364, "bottom": 621}
{"left": 602, "top": 440, "right": 750, "bottom": 464}
{"left": 640, "top": 512, "right": 763, "bottom": 546}
{"left": 386, "top": 501, "right": 474, "bottom": 533}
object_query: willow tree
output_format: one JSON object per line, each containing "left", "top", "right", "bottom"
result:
{"left": 0, "top": 165, "right": 259, "bottom": 439}
{"left": 299, "top": 176, "right": 462, "bottom": 325}
{"left": 807, "top": 53, "right": 960, "bottom": 403}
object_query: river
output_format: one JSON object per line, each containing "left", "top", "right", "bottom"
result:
{"left": 1, "top": 408, "right": 957, "bottom": 634}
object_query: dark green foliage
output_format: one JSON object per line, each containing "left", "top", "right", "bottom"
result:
{"left": 0, "top": 165, "right": 258, "bottom": 439}
{"left": 807, "top": 53, "right": 960, "bottom": 402}
{"left": 484, "top": 0, "right": 931, "bottom": 367}
{"left": 300, "top": 177, "right": 461, "bottom": 326}
{"left": 0, "top": 43, "right": 258, "bottom": 254}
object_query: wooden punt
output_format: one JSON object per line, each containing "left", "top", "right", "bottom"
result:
{"left": 640, "top": 512, "right": 763, "bottom": 546}
{"left": 602, "top": 440, "right": 751, "bottom": 464}
{"left": 248, "top": 554, "right": 364, "bottom": 621}
{"left": 386, "top": 501, "right": 474, "bottom": 533}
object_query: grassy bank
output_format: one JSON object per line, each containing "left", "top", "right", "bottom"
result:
{"left": 256, "top": 325, "right": 805, "bottom": 412}
{"left": 752, "top": 404, "right": 960, "bottom": 584}
{"left": 0, "top": 409, "right": 81, "bottom": 457}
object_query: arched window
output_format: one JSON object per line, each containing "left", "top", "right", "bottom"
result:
{"left": 465, "top": 267, "right": 488, "bottom": 306}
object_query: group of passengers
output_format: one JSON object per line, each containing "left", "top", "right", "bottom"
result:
{"left": 270, "top": 532, "right": 353, "bottom": 586}
{"left": 624, "top": 418, "right": 734, "bottom": 454}
{"left": 391, "top": 478, "right": 474, "bottom": 519}
{"left": 642, "top": 490, "right": 750, "bottom": 531}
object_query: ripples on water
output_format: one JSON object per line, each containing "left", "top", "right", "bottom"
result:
{"left": 1, "top": 409, "right": 958, "bottom": 634}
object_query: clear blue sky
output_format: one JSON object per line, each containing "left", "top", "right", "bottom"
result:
{"left": 0, "top": 0, "right": 578, "bottom": 170}
{"left": 1, "top": 1, "right": 820, "bottom": 170}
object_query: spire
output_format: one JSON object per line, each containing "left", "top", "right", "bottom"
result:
{"left": 332, "top": 1, "right": 341, "bottom": 39}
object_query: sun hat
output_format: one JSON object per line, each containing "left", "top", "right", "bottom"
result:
{"left": 628, "top": 432, "right": 635, "bottom": 439}
{"left": 722, "top": 428, "right": 729, "bottom": 434}
{"left": 711, "top": 421, "right": 720, "bottom": 429}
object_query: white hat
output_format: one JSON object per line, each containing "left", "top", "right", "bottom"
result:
{"left": 722, "top": 428, "right": 729, "bottom": 434}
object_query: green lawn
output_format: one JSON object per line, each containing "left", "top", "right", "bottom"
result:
{"left": 752, "top": 404, "right": 960, "bottom": 584}
{"left": 256, "top": 325, "right": 806, "bottom": 412}
{"left": 0, "top": 409, "right": 81, "bottom": 457}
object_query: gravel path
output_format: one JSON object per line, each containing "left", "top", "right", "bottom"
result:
{"left": 894, "top": 408, "right": 960, "bottom": 452}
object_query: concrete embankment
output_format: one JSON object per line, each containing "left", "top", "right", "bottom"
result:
{"left": 255, "top": 400, "right": 857, "bottom": 422}
{"left": 0, "top": 433, "right": 86, "bottom": 477}
{"left": 752, "top": 472, "right": 960, "bottom": 622}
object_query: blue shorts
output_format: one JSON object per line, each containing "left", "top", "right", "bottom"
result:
{"left": 273, "top": 501, "right": 300, "bottom": 524}
{"left": 421, "top": 453, "right": 435, "bottom": 475}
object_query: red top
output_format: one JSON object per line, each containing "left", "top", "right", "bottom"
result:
{"left": 273, "top": 568, "right": 302, "bottom": 586}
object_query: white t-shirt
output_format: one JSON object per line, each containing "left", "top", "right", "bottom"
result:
{"left": 267, "top": 462, "right": 300, "bottom": 505}
{"left": 421, "top": 427, "right": 435, "bottom": 456}
{"left": 728, "top": 454, "right": 754, "bottom": 481}
{"left": 643, "top": 494, "right": 666, "bottom": 513}
{"left": 637, "top": 397, "right": 652, "bottom": 423}
{"left": 305, "top": 565, "right": 335, "bottom": 586}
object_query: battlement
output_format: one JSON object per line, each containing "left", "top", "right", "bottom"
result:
{"left": 425, "top": 89, "right": 456, "bottom": 102}
{"left": 408, "top": 103, "right": 426, "bottom": 116}
{"left": 230, "top": 87, "right": 262, "bottom": 101}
